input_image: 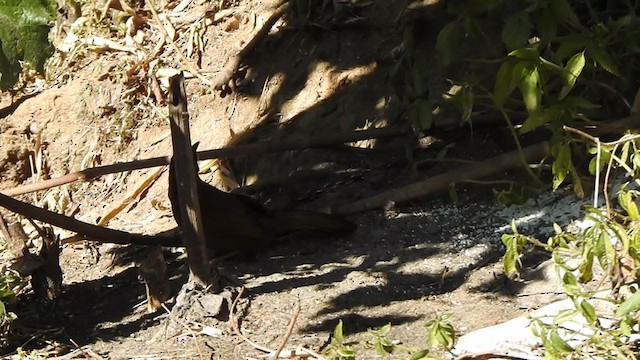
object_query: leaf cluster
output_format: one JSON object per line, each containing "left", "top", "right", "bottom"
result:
{"left": 324, "top": 316, "right": 457, "bottom": 360}
{"left": 0, "top": 0, "right": 56, "bottom": 90}
{"left": 430, "top": 0, "right": 640, "bottom": 192}
{"left": 502, "top": 187, "right": 640, "bottom": 358}
{"left": 423, "top": 0, "right": 640, "bottom": 357}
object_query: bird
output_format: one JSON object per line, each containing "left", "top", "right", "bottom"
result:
{"left": 168, "top": 143, "right": 356, "bottom": 255}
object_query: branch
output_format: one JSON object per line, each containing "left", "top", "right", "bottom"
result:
{"left": 0, "top": 192, "right": 181, "bottom": 247}
{"left": 332, "top": 142, "right": 550, "bottom": 215}
{"left": 1, "top": 126, "right": 407, "bottom": 196}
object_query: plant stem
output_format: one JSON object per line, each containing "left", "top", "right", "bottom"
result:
{"left": 500, "top": 109, "right": 544, "bottom": 186}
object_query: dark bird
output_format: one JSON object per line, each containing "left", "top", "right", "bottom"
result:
{"left": 168, "top": 143, "right": 356, "bottom": 254}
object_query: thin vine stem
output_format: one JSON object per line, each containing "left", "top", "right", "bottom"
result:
{"left": 500, "top": 109, "right": 544, "bottom": 186}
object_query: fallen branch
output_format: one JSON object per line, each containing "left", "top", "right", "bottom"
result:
{"left": 0, "top": 192, "right": 181, "bottom": 247}
{"left": 331, "top": 142, "right": 550, "bottom": 215}
{"left": 1, "top": 126, "right": 407, "bottom": 196}
{"left": 212, "top": 0, "right": 292, "bottom": 89}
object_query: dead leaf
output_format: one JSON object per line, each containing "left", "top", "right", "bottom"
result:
{"left": 97, "top": 167, "right": 164, "bottom": 226}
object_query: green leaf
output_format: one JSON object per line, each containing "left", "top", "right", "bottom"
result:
{"left": 417, "top": 99, "right": 433, "bottom": 130}
{"left": 564, "top": 96, "right": 600, "bottom": 110}
{"left": 436, "top": 22, "right": 459, "bottom": 66}
{"left": 620, "top": 317, "right": 633, "bottom": 336}
{"left": 578, "top": 299, "right": 597, "bottom": 325}
{"left": 509, "top": 48, "right": 539, "bottom": 60}
{"left": 412, "top": 66, "right": 427, "bottom": 98}
{"left": 501, "top": 233, "right": 522, "bottom": 278}
{"left": 456, "top": 85, "right": 474, "bottom": 123}
{"left": 617, "top": 290, "right": 640, "bottom": 316}
{"left": 0, "top": 0, "right": 56, "bottom": 89}
{"left": 377, "top": 323, "right": 391, "bottom": 336}
{"left": 620, "top": 142, "right": 631, "bottom": 165}
{"left": 549, "top": 329, "right": 573, "bottom": 353}
{"left": 551, "top": 143, "right": 571, "bottom": 189}
{"left": 549, "top": 0, "right": 580, "bottom": 27}
{"left": 619, "top": 190, "right": 640, "bottom": 221}
{"left": 567, "top": 160, "right": 584, "bottom": 198}
{"left": 594, "top": 230, "right": 614, "bottom": 271}
{"left": 578, "top": 242, "right": 594, "bottom": 282}
{"left": 553, "top": 309, "right": 577, "bottom": 324}
{"left": 502, "top": 11, "right": 532, "bottom": 50}
{"left": 336, "top": 347, "right": 356, "bottom": 358}
{"left": 425, "top": 314, "right": 457, "bottom": 350}
{"left": 520, "top": 110, "right": 547, "bottom": 133}
{"left": 633, "top": 153, "right": 640, "bottom": 170}
{"left": 493, "top": 60, "right": 517, "bottom": 108}
{"left": 409, "top": 99, "right": 433, "bottom": 131}
{"left": 374, "top": 341, "right": 386, "bottom": 355}
{"left": 409, "top": 349, "right": 430, "bottom": 360}
{"left": 587, "top": 45, "right": 622, "bottom": 77}
{"left": 555, "top": 34, "right": 588, "bottom": 62}
{"left": 333, "top": 319, "right": 344, "bottom": 343}
{"left": 0, "top": 301, "right": 8, "bottom": 326}
{"left": 588, "top": 149, "right": 611, "bottom": 175}
{"left": 553, "top": 223, "right": 562, "bottom": 235}
{"left": 511, "top": 219, "right": 519, "bottom": 235}
{"left": 469, "top": 0, "right": 505, "bottom": 13}
{"left": 511, "top": 61, "right": 533, "bottom": 89}
{"left": 518, "top": 67, "right": 541, "bottom": 113}
{"left": 558, "top": 51, "right": 585, "bottom": 100}
{"left": 561, "top": 272, "right": 582, "bottom": 297}
{"left": 403, "top": 25, "right": 414, "bottom": 52}
{"left": 530, "top": 318, "right": 542, "bottom": 337}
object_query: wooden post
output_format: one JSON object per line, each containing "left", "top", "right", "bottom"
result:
{"left": 167, "top": 73, "right": 216, "bottom": 289}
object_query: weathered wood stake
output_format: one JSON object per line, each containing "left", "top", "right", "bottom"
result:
{"left": 168, "top": 73, "right": 216, "bottom": 289}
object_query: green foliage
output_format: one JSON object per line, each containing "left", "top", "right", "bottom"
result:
{"left": 0, "top": 0, "right": 56, "bottom": 90}
{"left": 430, "top": 2, "right": 640, "bottom": 357}
{"left": 431, "top": 0, "right": 640, "bottom": 197}
{"left": 502, "top": 190, "right": 640, "bottom": 358}
{"left": 501, "top": 221, "right": 529, "bottom": 278}
{"left": 424, "top": 313, "right": 456, "bottom": 351}
{"left": 324, "top": 317, "right": 455, "bottom": 359}
{"left": 362, "top": 323, "right": 396, "bottom": 356}
{"left": 0, "top": 268, "right": 23, "bottom": 330}
{"left": 530, "top": 318, "right": 574, "bottom": 358}
{"left": 390, "top": 23, "right": 434, "bottom": 131}
{"left": 493, "top": 182, "right": 531, "bottom": 205}
{"left": 325, "top": 320, "right": 357, "bottom": 360}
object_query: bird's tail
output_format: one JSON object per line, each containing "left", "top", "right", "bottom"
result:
{"left": 272, "top": 210, "right": 356, "bottom": 237}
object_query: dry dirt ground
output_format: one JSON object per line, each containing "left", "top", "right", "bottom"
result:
{"left": 0, "top": 1, "right": 570, "bottom": 358}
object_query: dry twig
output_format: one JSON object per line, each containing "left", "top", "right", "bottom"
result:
{"left": 228, "top": 288, "right": 323, "bottom": 359}
{"left": 272, "top": 302, "right": 301, "bottom": 359}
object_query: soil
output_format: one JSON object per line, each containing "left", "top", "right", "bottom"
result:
{"left": 0, "top": 1, "right": 569, "bottom": 359}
